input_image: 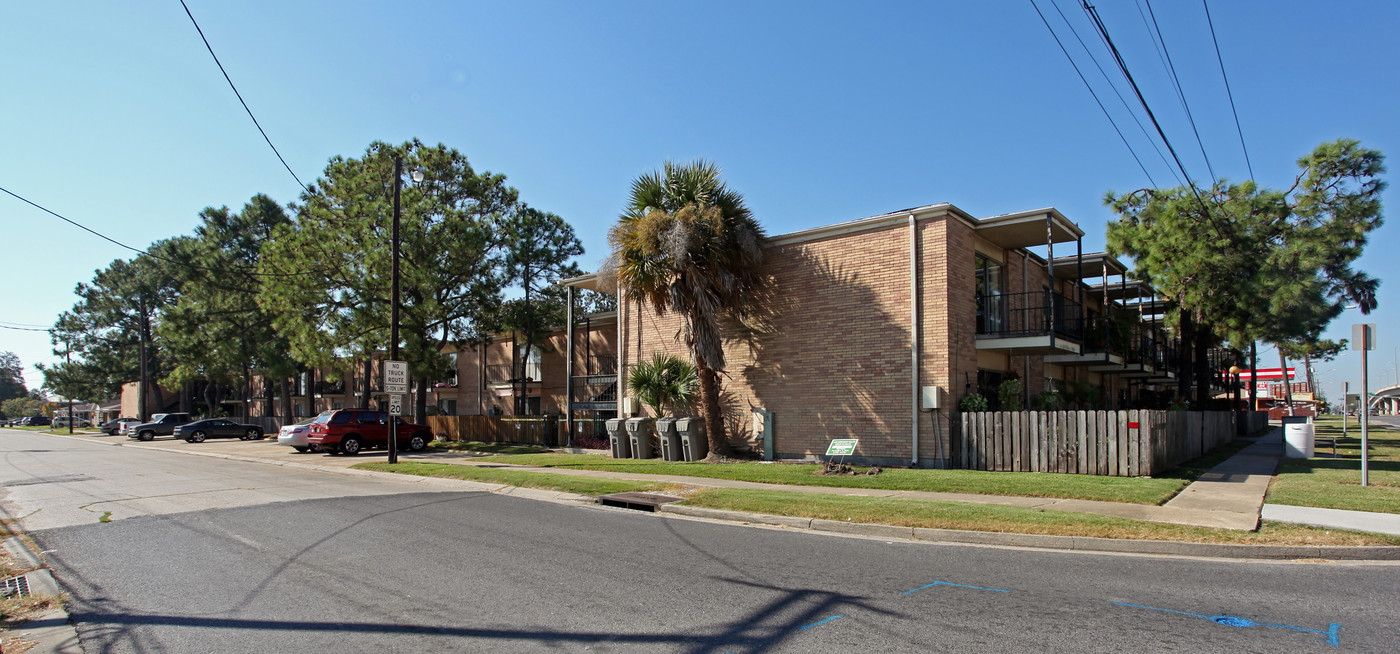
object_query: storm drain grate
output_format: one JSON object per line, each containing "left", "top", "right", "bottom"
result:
{"left": 1, "top": 574, "right": 31, "bottom": 599}
{"left": 596, "top": 492, "right": 683, "bottom": 512}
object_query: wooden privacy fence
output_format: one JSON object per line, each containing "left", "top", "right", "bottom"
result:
{"left": 953, "top": 410, "right": 1268, "bottom": 477}
{"left": 427, "top": 416, "right": 562, "bottom": 447}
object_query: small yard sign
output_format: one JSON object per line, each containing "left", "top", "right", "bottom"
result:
{"left": 825, "top": 439, "right": 859, "bottom": 457}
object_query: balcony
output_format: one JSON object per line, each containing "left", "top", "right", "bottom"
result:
{"left": 1045, "top": 314, "right": 1126, "bottom": 367}
{"left": 315, "top": 381, "right": 346, "bottom": 396}
{"left": 487, "top": 363, "right": 543, "bottom": 385}
{"left": 976, "top": 290, "right": 1084, "bottom": 356}
{"left": 568, "top": 355, "right": 617, "bottom": 412}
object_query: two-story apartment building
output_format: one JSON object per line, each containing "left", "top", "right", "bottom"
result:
{"left": 561, "top": 202, "right": 1191, "bottom": 467}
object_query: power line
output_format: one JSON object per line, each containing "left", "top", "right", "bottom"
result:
{"left": 1202, "top": 0, "right": 1254, "bottom": 181}
{"left": 1141, "top": 0, "right": 1218, "bottom": 185}
{"left": 1030, "top": 0, "right": 1159, "bottom": 187}
{"left": 0, "top": 324, "right": 52, "bottom": 333}
{"left": 1080, "top": 2, "right": 1224, "bottom": 233}
{"left": 1047, "top": 0, "right": 1181, "bottom": 187}
{"left": 1081, "top": 5, "right": 1200, "bottom": 190}
{"left": 179, "top": 0, "right": 309, "bottom": 194}
{"left": 0, "top": 184, "right": 309, "bottom": 279}
{"left": 0, "top": 319, "right": 55, "bottom": 329}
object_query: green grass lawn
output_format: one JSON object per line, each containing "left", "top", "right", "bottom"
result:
{"left": 476, "top": 453, "right": 1193, "bottom": 505}
{"left": 680, "top": 488, "right": 1400, "bottom": 546}
{"left": 427, "top": 440, "right": 551, "bottom": 455}
{"left": 1267, "top": 416, "right": 1400, "bottom": 513}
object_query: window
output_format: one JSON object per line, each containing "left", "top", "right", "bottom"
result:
{"left": 445, "top": 352, "right": 459, "bottom": 386}
{"left": 516, "top": 395, "right": 541, "bottom": 415}
{"left": 517, "top": 345, "right": 543, "bottom": 382}
{"left": 975, "top": 253, "right": 1004, "bottom": 334}
{"left": 438, "top": 398, "right": 457, "bottom": 415}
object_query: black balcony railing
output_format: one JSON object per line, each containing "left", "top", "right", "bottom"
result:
{"left": 580, "top": 355, "right": 617, "bottom": 377}
{"left": 571, "top": 380, "right": 618, "bottom": 405}
{"left": 315, "top": 381, "right": 346, "bottom": 396}
{"left": 977, "top": 290, "right": 1084, "bottom": 341}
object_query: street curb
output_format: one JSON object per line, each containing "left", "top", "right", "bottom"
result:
{"left": 2, "top": 536, "right": 44, "bottom": 570}
{"left": 660, "top": 504, "right": 1400, "bottom": 561}
{"left": 37, "top": 431, "right": 1400, "bottom": 561}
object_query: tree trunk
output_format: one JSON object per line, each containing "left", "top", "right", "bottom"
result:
{"left": 241, "top": 364, "right": 251, "bottom": 420}
{"left": 1303, "top": 353, "right": 1316, "bottom": 407}
{"left": 1248, "top": 342, "right": 1258, "bottom": 410}
{"left": 695, "top": 360, "right": 731, "bottom": 458}
{"left": 179, "top": 381, "right": 191, "bottom": 413}
{"left": 306, "top": 367, "right": 317, "bottom": 417}
{"left": 203, "top": 382, "right": 217, "bottom": 416}
{"left": 1176, "top": 312, "right": 1193, "bottom": 402}
{"left": 1193, "top": 323, "right": 1211, "bottom": 409}
{"left": 1280, "top": 350, "right": 1295, "bottom": 416}
{"left": 415, "top": 376, "right": 428, "bottom": 421}
{"left": 360, "top": 358, "right": 372, "bottom": 410}
{"left": 280, "top": 377, "right": 293, "bottom": 419}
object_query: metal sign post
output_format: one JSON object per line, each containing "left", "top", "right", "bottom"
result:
{"left": 1353, "top": 324, "right": 1376, "bottom": 486}
{"left": 1342, "top": 381, "right": 1350, "bottom": 440}
{"left": 825, "top": 439, "right": 859, "bottom": 471}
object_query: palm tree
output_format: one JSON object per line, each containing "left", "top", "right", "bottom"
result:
{"left": 627, "top": 353, "right": 699, "bottom": 417}
{"left": 609, "top": 160, "right": 766, "bottom": 458}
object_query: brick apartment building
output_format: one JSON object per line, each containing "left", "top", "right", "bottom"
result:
{"left": 562, "top": 202, "right": 1182, "bottom": 467}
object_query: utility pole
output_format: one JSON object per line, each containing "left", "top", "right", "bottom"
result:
{"left": 388, "top": 154, "right": 402, "bottom": 465}
{"left": 138, "top": 294, "right": 149, "bottom": 422}
{"left": 66, "top": 338, "right": 73, "bottom": 434}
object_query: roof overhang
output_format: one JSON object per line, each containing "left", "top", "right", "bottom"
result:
{"left": 1050, "top": 252, "right": 1130, "bottom": 280}
{"left": 975, "top": 208, "right": 1083, "bottom": 250}
{"left": 558, "top": 271, "right": 616, "bottom": 293}
{"left": 767, "top": 203, "right": 977, "bottom": 247}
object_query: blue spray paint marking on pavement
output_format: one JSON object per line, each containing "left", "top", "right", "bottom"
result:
{"left": 798, "top": 615, "right": 845, "bottom": 630}
{"left": 904, "top": 581, "right": 1011, "bottom": 595}
{"left": 1113, "top": 602, "right": 1340, "bottom": 647}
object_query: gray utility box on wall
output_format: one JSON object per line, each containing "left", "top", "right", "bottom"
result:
{"left": 676, "top": 417, "right": 708, "bottom": 461}
{"left": 606, "top": 418, "right": 629, "bottom": 459}
{"left": 625, "top": 417, "right": 655, "bottom": 459}
{"left": 655, "top": 418, "right": 682, "bottom": 461}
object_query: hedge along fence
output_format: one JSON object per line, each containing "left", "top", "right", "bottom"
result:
{"left": 426, "top": 415, "right": 562, "bottom": 447}
{"left": 952, "top": 410, "right": 1269, "bottom": 477}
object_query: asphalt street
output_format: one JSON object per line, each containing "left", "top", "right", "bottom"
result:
{"left": 3, "top": 428, "right": 1397, "bottom": 652}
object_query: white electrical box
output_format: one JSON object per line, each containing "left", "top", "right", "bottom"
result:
{"left": 622, "top": 397, "right": 636, "bottom": 416}
{"left": 921, "top": 386, "right": 942, "bottom": 410}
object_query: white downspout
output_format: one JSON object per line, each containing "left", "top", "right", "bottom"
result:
{"left": 910, "top": 213, "right": 920, "bottom": 467}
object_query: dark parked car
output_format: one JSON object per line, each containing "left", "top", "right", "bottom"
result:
{"left": 23, "top": 416, "right": 51, "bottom": 426}
{"left": 306, "top": 409, "right": 432, "bottom": 455}
{"left": 127, "top": 413, "right": 195, "bottom": 441}
{"left": 101, "top": 418, "right": 141, "bottom": 435}
{"left": 174, "top": 418, "right": 266, "bottom": 443}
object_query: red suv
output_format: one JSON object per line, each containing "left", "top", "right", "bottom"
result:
{"left": 306, "top": 410, "right": 433, "bottom": 456}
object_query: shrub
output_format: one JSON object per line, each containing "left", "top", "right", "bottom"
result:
{"left": 998, "top": 379, "right": 1023, "bottom": 411}
{"left": 959, "top": 392, "right": 989, "bottom": 412}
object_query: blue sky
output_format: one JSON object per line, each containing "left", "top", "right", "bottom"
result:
{"left": 2, "top": 1, "right": 1396, "bottom": 401}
